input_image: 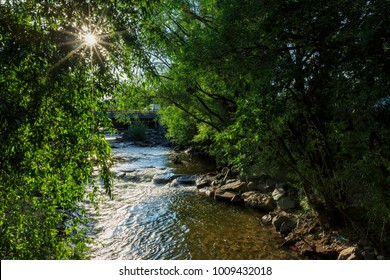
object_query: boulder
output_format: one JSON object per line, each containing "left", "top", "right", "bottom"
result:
{"left": 220, "top": 180, "right": 247, "bottom": 192}
{"left": 170, "top": 178, "right": 179, "bottom": 187}
{"left": 116, "top": 172, "right": 126, "bottom": 179}
{"left": 214, "top": 190, "right": 242, "bottom": 203}
{"left": 247, "top": 181, "right": 270, "bottom": 192}
{"left": 272, "top": 186, "right": 286, "bottom": 201}
{"left": 196, "top": 175, "right": 210, "bottom": 189}
{"left": 261, "top": 214, "right": 273, "bottom": 225}
{"left": 279, "top": 221, "right": 294, "bottom": 235}
{"left": 277, "top": 197, "right": 297, "bottom": 210}
{"left": 198, "top": 187, "right": 216, "bottom": 198}
{"left": 272, "top": 215, "right": 297, "bottom": 234}
{"left": 152, "top": 173, "right": 175, "bottom": 184}
{"left": 241, "top": 191, "right": 275, "bottom": 210}
{"left": 121, "top": 172, "right": 142, "bottom": 182}
{"left": 176, "top": 175, "right": 196, "bottom": 185}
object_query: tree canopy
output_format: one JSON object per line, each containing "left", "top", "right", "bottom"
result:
{"left": 1, "top": 0, "right": 390, "bottom": 258}
{"left": 0, "top": 0, "right": 157, "bottom": 259}
{"left": 146, "top": 0, "right": 390, "bottom": 254}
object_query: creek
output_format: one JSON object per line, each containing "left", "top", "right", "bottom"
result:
{"left": 85, "top": 137, "right": 296, "bottom": 260}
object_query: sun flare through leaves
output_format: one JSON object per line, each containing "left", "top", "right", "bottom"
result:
{"left": 83, "top": 33, "right": 98, "bottom": 46}
{"left": 49, "top": 5, "right": 117, "bottom": 72}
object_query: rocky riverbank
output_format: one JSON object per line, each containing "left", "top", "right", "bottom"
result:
{"left": 193, "top": 168, "right": 386, "bottom": 260}
{"left": 108, "top": 133, "right": 386, "bottom": 260}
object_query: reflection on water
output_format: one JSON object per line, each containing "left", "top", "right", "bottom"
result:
{"left": 85, "top": 142, "right": 295, "bottom": 260}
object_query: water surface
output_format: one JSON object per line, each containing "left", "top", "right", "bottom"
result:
{"left": 86, "top": 142, "right": 295, "bottom": 260}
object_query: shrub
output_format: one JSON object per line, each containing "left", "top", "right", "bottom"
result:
{"left": 127, "top": 120, "right": 147, "bottom": 141}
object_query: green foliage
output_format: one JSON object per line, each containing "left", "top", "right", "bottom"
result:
{"left": 0, "top": 0, "right": 157, "bottom": 259}
{"left": 126, "top": 119, "right": 147, "bottom": 141}
{"left": 2, "top": 0, "right": 390, "bottom": 258}
{"left": 144, "top": 0, "right": 390, "bottom": 252}
{"left": 159, "top": 105, "right": 198, "bottom": 145}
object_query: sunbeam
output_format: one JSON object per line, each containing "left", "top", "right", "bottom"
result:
{"left": 48, "top": 5, "right": 122, "bottom": 73}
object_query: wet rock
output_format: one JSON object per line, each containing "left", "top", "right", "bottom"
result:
{"left": 170, "top": 178, "right": 180, "bottom": 187}
{"left": 279, "top": 221, "right": 294, "bottom": 235}
{"left": 272, "top": 215, "right": 297, "bottom": 234}
{"left": 214, "top": 190, "right": 243, "bottom": 203}
{"left": 175, "top": 175, "right": 197, "bottom": 185}
{"left": 112, "top": 155, "right": 127, "bottom": 162}
{"left": 220, "top": 180, "right": 247, "bottom": 192}
{"left": 122, "top": 173, "right": 142, "bottom": 182}
{"left": 152, "top": 173, "right": 175, "bottom": 184}
{"left": 241, "top": 191, "right": 275, "bottom": 210}
{"left": 261, "top": 214, "right": 273, "bottom": 225}
{"left": 196, "top": 175, "right": 210, "bottom": 189}
{"left": 116, "top": 172, "right": 126, "bottom": 179}
{"left": 198, "top": 187, "right": 216, "bottom": 198}
{"left": 211, "top": 179, "right": 219, "bottom": 186}
{"left": 184, "top": 146, "right": 204, "bottom": 158}
{"left": 184, "top": 146, "right": 195, "bottom": 155}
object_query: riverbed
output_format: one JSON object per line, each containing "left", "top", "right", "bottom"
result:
{"left": 85, "top": 140, "right": 296, "bottom": 259}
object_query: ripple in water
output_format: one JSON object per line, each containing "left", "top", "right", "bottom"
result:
{"left": 85, "top": 144, "right": 295, "bottom": 259}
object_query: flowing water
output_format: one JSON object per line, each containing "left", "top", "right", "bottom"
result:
{"left": 85, "top": 139, "right": 296, "bottom": 260}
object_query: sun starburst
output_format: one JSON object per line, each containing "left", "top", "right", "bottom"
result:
{"left": 49, "top": 5, "right": 119, "bottom": 72}
{"left": 83, "top": 33, "right": 98, "bottom": 46}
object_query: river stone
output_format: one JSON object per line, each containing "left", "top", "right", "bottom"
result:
{"left": 247, "top": 181, "right": 268, "bottom": 192}
{"left": 122, "top": 173, "right": 142, "bottom": 182}
{"left": 198, "top": 187, "right": 216, "bottom": 198}
{"left": 152, "top": 173, "right": 175, "bottom": 184}
{"left": 220, "top": 180, "right": 247, "bottom": 192}
{"left": 176, "top": 175, "right": 196, "bottom": 185}
{"left": 116, "top": 172, "right": 126, "bottom": 179}
{"left": 277, "top": 197, "right": 297, "bottom": 210}
{"left": 272, "top": 215, "right": 296, "bottom": 233}
{"left": 272, "top": 186, "right": 286, "bottom": 201}
{"left": 241, "top": 191, "right": 275, "bottom": 210}
{"left": 225, "top": 179, "right": 238, "bottom": 184}
{"left": 170, "top": 175, "right": 197, "bottom": 187}
{"left": 170, "top": 178, "right": 179, "bottom": 187}
{"left": 196, "top": 176, "right": 210, "bottom": 189}
{"left": 214, "top": 190, "right": 242, "bottom": 203}
{"left": 261, "top": 214, "right": 273, "bottom": 225}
